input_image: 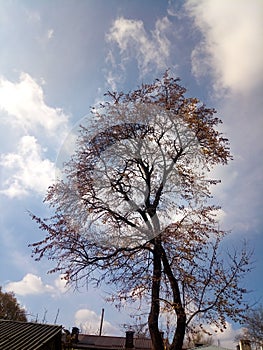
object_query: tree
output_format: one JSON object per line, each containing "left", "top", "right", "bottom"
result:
{"left": 236, "top": 305, "right": 263, "bottom": 349}
{"left": 0, "top": 286, "right": 27, "bottom": 322}
{"left": 185, "top": 329, "right": 214, "bottom": 348}
{"left": 30, "top": 72, "right": 252, "bottom": 350}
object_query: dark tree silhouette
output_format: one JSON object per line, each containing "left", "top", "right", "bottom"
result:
{"left": 0, "top": 287, "right": 27, "bottom": 322}
{"left": 236, "top": 305, "right": 263, "bottom": 349}
{"left": 30, "top": 73, "right": 252, "bottom": 350}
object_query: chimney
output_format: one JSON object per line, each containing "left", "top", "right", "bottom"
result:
{"left": 125, "top": 331, "right": 134, "bottom": 349}
{"left": 239, "top": 340, "right": 251, "bottom": 350}
{"left": 71, "top": 327, "right": 79, "bottom": 343}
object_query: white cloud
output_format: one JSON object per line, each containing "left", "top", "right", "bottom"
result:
{"left": 0, "top": 135, "right": 57, "bottom": 198}
{"left": 5, "top": 273, "right": 54, "bottom": 296}
{"left": 205, "top": 321, "right": 240, "bottom": 349}
{"left": 4, "top": 273, "right": 70, "bottom": 298}
{"left": 0, "top": 72, "right": 69, "bottom": 138}
{"left": 185, "top": 0, "right": 263, "bottom": 94}
{"left": 0, "top": 73, "right": 73, "bottom": 198}
{"left": 160, "top": 312, "right": 239, "bottom": 349}
{"left": 106, "top": 16, "right": 171, "bottom": 79}
{"left": 74, "top": 309, "right": 119, "bottom": 336}
{"left": 54, "top": 275, "right": 69, "bottom": 294}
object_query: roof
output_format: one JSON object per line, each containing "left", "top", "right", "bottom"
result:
{"left": 191, "top": 346, "right": 232, "bottom": 350}
{"left": 74, "top": 334, "right": 152, "bottom": 349}
{"left": 0, "top": 319, "right": 62, "bottom": 350}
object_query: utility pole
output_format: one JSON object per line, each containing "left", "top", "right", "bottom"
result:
{"left": 99, "top": 308, "right": 104, "bottom": 336}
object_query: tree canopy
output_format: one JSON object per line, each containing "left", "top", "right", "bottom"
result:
{"left": 0, "top": 287, "right": 27, "bottom": 322}
{"left": 30, "top": 73, "right": 252, "bottom": 350}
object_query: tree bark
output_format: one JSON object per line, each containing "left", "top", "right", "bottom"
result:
{"left": 170, "top": 309, "right": 186, "bottom": 350}
{"left": 160, "top": 244, "right": 186, "bottom": 350}
{"left": 148, "top": 240, "right": 164, "bottom": 350}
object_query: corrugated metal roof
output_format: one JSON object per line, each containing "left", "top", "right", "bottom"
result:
{"left": 0, "top": 319, "right": 62, "bottom": 350}
{"left": 75, "top": 334, "right": 152, "bottom": 349}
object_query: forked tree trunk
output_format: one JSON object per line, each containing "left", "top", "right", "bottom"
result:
{"left": 148, "top": 244, "right": 164, "bottom": 350}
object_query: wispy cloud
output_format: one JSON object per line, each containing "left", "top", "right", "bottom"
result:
{"left": 106, "top": 16, "right": 172, "bottom": 87}
{"left": 185, "top": 0, "right": 263, "bottom": 94}
{"left": 47, "top": 29, "right": 54, "bottom": 40}
{"left": 25, "top": 9, "right": 41, "bottom": 23}
{"left": 168, "top": 0, "right": 191, "bottom": 19}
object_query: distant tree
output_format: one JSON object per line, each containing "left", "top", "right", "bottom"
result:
{"left": 30, "top": 72, "right": 252, "bottom": 350}
{"left": 236, "top": 305, "right": 263, "bottom": 349}
{"left": 185, "top": 328, "right": 214, "bottom": 348}
{"left": 122, "top": 321, "right": 149, "bottom": 338}
{"left": 0, "top": 287, "right": 27, "bottom": 321}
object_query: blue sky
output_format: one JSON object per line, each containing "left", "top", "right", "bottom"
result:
{"left": 0, "top": 0, "right": 262, "bottom": 347}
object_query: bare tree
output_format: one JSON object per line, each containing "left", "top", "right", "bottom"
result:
{"left": 236, "top": 305, "right": 263, "bottom": 349}
{"left": 30, "top": 72, "right": 252, "bottom": 350}
{"left": 185, "top": 328, "right": 214, "bottom": 348}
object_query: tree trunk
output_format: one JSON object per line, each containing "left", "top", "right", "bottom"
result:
{"left": 148, "top": 242, "right": 164, "bottom": 350}
{"left": 160, "top": 244, "right": 186, "bottom": 350}
{"left": 169, "top": 309, "right": 186, "bottom": 350}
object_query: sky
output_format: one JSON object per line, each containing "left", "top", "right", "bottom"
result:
{"left": 0, "top": 0, "right": 262, "bottom": 347}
